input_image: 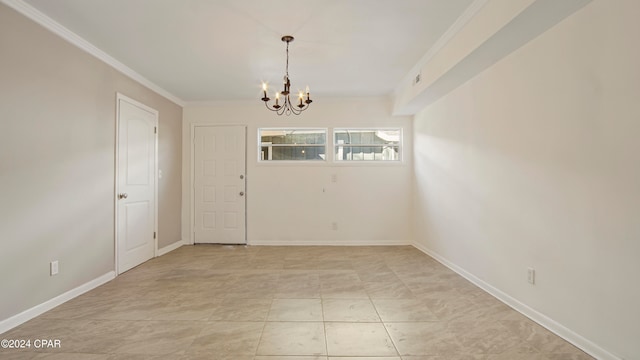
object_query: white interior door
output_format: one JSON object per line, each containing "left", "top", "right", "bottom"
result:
{"left": 116, "top": 95, "right": 157, "bottom": 274}
{"left": 194, "top": 126, "right": 246, "bottom": 244}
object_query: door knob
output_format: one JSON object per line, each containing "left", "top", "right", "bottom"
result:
{"left": 239, "top": 175, "right": 244, "bottom": 179}
{"left": 239, "top": 191, "right": 244, "bottom": 196}
{"left": 118, "top": 193, "right": 128, "bottom": 199}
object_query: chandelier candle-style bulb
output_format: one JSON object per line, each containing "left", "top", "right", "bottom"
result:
{"left": 260, "top": 35, "right": 313, "bottom": 116}
{"left": 261, "top": 83, "right": 269, "bottom": 102}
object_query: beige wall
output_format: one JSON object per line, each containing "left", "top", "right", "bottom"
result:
{"left": 0, "top": 4, "right": 182, "bottom": 322}
{"left": 412, "top": 1, "right": 639, "bottom": 359}
{"left": 183, "top": 97, "right": 412, "bottom": 246}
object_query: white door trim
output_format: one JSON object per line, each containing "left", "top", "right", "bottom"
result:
{"left": 189, "top": 123, "right": 247, "bottom": 245}
{"left": 115, "top": 93, "right": 159, "bottom": 274}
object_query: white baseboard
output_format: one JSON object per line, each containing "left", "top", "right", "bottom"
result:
{"left": 0, "top": 271, "right": 115, "bottom": 335}
{"left": 411, "top": 241, "right": 621, "bottom": 360}
{"left": 249, "top": 239, "right": 412, "bottom": 246}
{"left": 157, "top": 239, "right": 185, "bottom": 256}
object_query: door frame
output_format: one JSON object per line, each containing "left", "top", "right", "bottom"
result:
{"left": 189, "top": 123, "right": 247, "bottom": 245}
{"left": 114, "top": 93, "right": 159, "bottom": 274}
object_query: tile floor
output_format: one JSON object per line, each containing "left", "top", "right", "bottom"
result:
{"left": 1, "top": 245, "right": 593, "bottom": 359}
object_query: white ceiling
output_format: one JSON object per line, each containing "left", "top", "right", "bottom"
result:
{"left": 23, "top": 0, "right": 474, "bottom": 103}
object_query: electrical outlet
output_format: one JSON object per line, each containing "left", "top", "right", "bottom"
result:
{"left": 527, "top": 267, "right": 535, "bottom": 285}
{"left": 50, "top": 261, "right": 59, "bottom": 276}
{"left": 331, "top": 174, "right": 337, "bottom": 183}
{"left": 331, "top": 222, "right": 338, "bottom": 231}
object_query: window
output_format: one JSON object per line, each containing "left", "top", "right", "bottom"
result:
{"left": 259, "top": 128, "right": 327, "bottom": 161}
{"left": 334, "top": 129, "right": 401, "bottom": 161}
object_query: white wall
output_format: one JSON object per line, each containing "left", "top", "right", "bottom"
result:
{"left": 412, "top": 1, "right": 639, "bottom": 359}
{"left": 183, "top": 97, "right": 412, "bottom": 245}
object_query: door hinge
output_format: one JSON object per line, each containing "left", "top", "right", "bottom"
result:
{"left": 153, "top": 231, "right": 156, "bottom": 239}
{"left": 154, "top": 127, "right": 157, "bottom": 134}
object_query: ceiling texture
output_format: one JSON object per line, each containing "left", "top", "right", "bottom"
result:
{"left": 21, "top": 0, "right": 474, "bottom": 103}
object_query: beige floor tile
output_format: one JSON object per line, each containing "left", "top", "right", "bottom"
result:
{"left": 422, "top": 297, "right": 477, "bottom": 321}
{"left": 483, "top": 343, "right": 550, "bottom": 360}
{"left": 1, "top": 318, "right": 70, "bottom": 339}
{"left": 278, "top": 273, "right": 321, "bottom": 285}
{"left": 322, "top": 299, "right": 381, "bottom": 322}
{"left": 113, "top": 320, "right": 204, "bottom": 355}
{"left": 106, "top": 354, "right": 190, "bottom": 360}
{"left": 320, "top": 278, "right": 369, "bottom": 299}
{"left": 257, "top": 322, "right": 326, "bottom": 356}
{"left": 224, "top": 289, "right": 276, "bottom": 299}
{"left": 275, "top": 274, "right": 322, "bottom": 298}
{"left": 3, "top": 246, "right": 593, "bottom": 360}
{"left": 385, "top": 322, "right": 462, "bottom": 356}
{"left": 356, "top": 269, "right": 400, "bottom": 282}
{"left": 273, "top": 288, "right": 322, "bottom": 299}
{"left": 268, "top": 299, "right": 323, "bottom": 321}
{"left": 39, "top": 295, "right": 124, "bottom": 320}
{"left": 255, "top": 357, "right": 327, "bottom": 360}
{"left": 0, "top": 353, "right": 37, "bottom": 360}
{"left": 325, "top": 322, "right": 397, "bottom": 356}
{"left": 66, "top": 320, "right": 147, "bottom": 354}
{"left": 498, "top": 319, "right": 591, "bottom": 358}
{"left": 284, "top": 259, "right": 320, "bottom": 270}
{"left": 315, "top": 260, "right": 354, "bottom": 270}
{"left": 449, "top": 320, "right": 524, "bottom": 355}
{"left": 329, "top": 357, "right": 401, "bottom": 360}
{"left": 404, "top": 281, "right": 461, "bottom": 300}
{"left": 149, "top": 296, "right": 221, "bottom": 321}
{"left": 31, "top": 354, "right": 110, "bottom": 359}
{"left": 92, "top": 298, "right": 171, "bottom": 321}
{"left": 446, "top": 355, "right": 490, "bottom": 360}
{"left": 544, "top": 354, "right": 593, "bottom": 360}
{"left": 363, "top": 281, "right": 414, "bottom": 299}
{"left": 320, "top": 272, "right": 361, "bottom": 284}
{"left": 209, "top": 298, "right": 272, "bottom": 321}
{"left": 373, "top": 299, "right": 438, "bottom": 321}
{"left": 187, "top": 321, "right": 264, "bottom": 355}
{"left": 174, "top": 354, "right": 253, "bottom": 360}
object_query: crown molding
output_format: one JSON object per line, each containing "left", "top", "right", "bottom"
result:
{"left": 1, "top": 0, "right": 185, "bottom": 107}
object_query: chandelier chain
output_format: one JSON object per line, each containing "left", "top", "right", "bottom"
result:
{"left": 285, "top": 40, "right": 290, "bottom": 79}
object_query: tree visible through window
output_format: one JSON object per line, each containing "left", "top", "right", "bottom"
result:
{"left": 334, "top": 129, "right": 401, "bottom": 161}
{"left": 259, "top": 129, "right": 327, "bottom": 161}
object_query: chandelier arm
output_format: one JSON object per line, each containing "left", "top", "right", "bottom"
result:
{"left": 263, "top": 101, "right": 274, "bottom": 111}
{"left": 287, "top": 95, "right": 302, "bottom": 116}
{"left": 263, "top": 100, "right": 280, "bottom": 112}
{"left": 278, "top": 100, "right": 289, "bottom": 115}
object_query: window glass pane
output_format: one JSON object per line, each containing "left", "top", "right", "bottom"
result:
{"left": 334, "top": 129, "right": 401, "bottom": 161}
{"left": 261, "top": 129, "right": 325, "bottom": 145}
{"left": 260, "top": 129, "right": 326, "bottom": 161}
{"left": 269, "top": 146, "right": 325, "bottom": 160}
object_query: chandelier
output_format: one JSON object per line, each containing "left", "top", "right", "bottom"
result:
{"left": 261, "top": 35, "right": 312, "bottom": 116}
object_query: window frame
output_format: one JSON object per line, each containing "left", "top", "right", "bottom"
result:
{"left": 332, "top": 127, "right": 403, "bottom": 163}
{"left": 258, "top": 127, "right": 329, "bottom": 163}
